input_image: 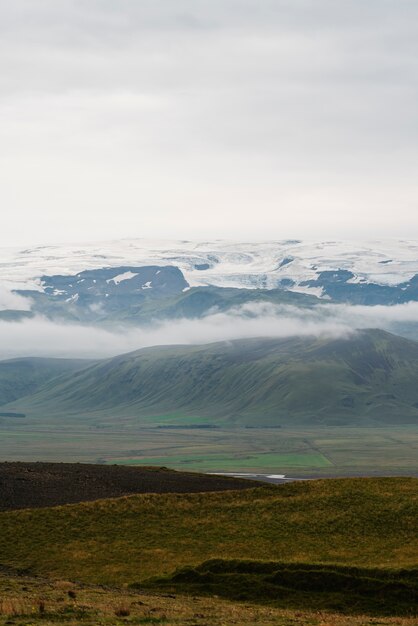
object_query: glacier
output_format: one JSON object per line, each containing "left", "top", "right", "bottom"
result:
{"left": 2, "top": 238, "right": 418, "bottom": 297}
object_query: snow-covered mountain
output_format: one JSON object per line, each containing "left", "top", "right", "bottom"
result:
{"left": 2, "top": 239, "right": 418, "bottom": 292}
{"left": 2, "top": 239, "right": 418, "bottom": 319}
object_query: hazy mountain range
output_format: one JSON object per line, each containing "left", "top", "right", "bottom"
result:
{"left": 3, "top": 329, "right": 418, "bottom": 428}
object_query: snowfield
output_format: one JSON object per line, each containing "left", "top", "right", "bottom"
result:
{"left": 1, "top": 238, "right": 418, "bottom": 298}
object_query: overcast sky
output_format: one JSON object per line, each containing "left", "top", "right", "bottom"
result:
{"left": 1, "top": 0, "right": 418, "bottom": 245}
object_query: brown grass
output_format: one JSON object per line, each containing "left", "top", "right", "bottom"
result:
{"left": 0, "top": 478, "right": 416, "bottom": 585}
{"left": 0, "top": 571, "right": 416, "bottom": 626}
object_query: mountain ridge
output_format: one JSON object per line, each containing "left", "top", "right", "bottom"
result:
{"left": 6, "top": 329, "right": 418, "bottom": 428}
{"left": 0, "top": 356, "right": 96, "bottom": 407}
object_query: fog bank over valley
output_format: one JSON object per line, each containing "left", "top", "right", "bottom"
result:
{"left": 1, "top": 301, "right": 418, "bottom": 359}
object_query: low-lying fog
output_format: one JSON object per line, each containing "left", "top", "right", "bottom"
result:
{"left": 1, "top": 301, "right": 418, "bottom": 360}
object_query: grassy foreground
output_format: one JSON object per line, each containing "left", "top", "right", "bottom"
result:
{"left": 0, "top": 478, "right": 416, "bottom": 586}
{"left": 0, "top": 570, "right": 416, "bottom": 626}
{"left": 0, "top": 574, "right": 416, "bottom": 626}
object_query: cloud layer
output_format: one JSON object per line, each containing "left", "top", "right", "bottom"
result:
{"left": 1, "top": 301, "right": 418, "bottom": 360}
{"left": 0, "top": 286, "right": 32, "bottom": 312}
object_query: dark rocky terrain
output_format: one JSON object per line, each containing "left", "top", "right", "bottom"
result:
{"left": 0, "top": 462, "right": 259, "bottom": 511}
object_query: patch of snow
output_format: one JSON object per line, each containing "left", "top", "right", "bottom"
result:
{"left": 107, "top": 271, "right": 138, "bottom": 285}
{"left": 287, "top": 285, "right": 324, "bottom": 298}
{"left": 65, "top": 294, "right": 79, "bottom": 303}
{"left": 141, "top": 281, "right": 152, "bottom": 289}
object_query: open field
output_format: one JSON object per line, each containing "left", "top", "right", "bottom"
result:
{"left": 0, "top": 425, "right": 417, "bottom": 476}
{"left": 0, "top": 571, "right": 416, "bottom": 626}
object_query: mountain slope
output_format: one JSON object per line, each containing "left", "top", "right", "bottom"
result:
{"left": 8, "top": 329, "right": 418, "bottom": 427}
{"left": 16, "top": 275, "right": 318, "bottom": 324}
{"left": 0, "top": 357, "right": 95, "bottom": 408}
{"left": 16, "top": 265, "right": 191, "bottom": 323}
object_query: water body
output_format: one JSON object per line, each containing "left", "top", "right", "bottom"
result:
{"left": 207, "top": 472, "right": 307, "bottom": 484}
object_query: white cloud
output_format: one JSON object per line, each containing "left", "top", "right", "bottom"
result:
{"left": 0, "top": 300, "right": 417, "bottom": 360}
{"left": 0, "top": 1, "right": 417, "bottom": 244}
{"left": 0, "top": 286, "right": 31, "bottom": 312}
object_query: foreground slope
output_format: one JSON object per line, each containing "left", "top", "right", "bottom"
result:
{"left": 9, "top": 329, "right": 418, "bottom": 426}
{"left": 0, "top": 476, "right": 416, "bottom": 617}
{"left": 0, "top": 477, "right": 416, "bottom": 585}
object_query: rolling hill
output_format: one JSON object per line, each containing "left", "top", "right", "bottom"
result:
{"left": 0, "top": 357, "right": 94, "bottom": 408}
{"left": 6, "top": 329, "right": 418, "bottom": 427}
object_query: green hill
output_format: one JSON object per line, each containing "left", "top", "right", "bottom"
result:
{"left": 0, "top": 477, "right": 416, "bottom": 583}
{"left": 8, "top": 329, "right": 418, "bottom": 426}
{"left": 0, "top": 476, "right": 416, "bottom": 616}
{"left": 0, "top": 357, "right": 94, "bottom": 408}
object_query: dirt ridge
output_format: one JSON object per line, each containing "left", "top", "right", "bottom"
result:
{"left": 0, "top": 461, "right": 261, "bottom": 511}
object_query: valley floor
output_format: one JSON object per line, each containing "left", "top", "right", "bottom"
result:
{"left": 0, "top": 425, "right": 417, "bottom": 476}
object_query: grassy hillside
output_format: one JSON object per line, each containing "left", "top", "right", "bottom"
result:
{"left": 9, "top": 329, "right": 418, "bottom": 426}
{"left": 0, "top": 477, "right": 416, "bottom": 586}
{"left": 0, "top": 357, "right": 94, "bottom": 408}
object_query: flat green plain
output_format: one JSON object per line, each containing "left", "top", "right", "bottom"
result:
{"left": 0, "top": 424, "right": 417, "bottom": 476}
{"left": 112, "top": 452, "right": 332, "bottom": 469}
